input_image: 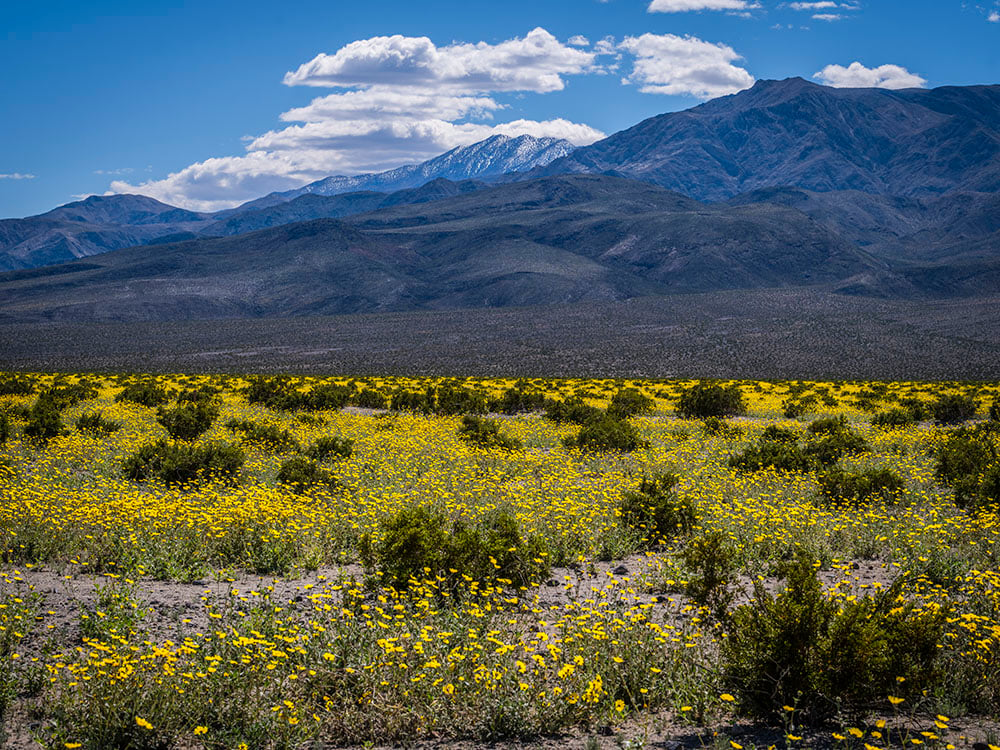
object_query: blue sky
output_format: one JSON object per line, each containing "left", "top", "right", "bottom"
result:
{"left": 1, "top": 0, "right": 997, "bottom": 217}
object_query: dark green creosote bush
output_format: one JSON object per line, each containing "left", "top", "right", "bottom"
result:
{"left": 618, "top": 473, "right": 695, "bottom": 547}
{"left": 122, "top": 440, "right": 244, "bottom": 485}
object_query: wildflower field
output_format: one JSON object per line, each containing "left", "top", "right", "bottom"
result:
{"left": 1, "top": 371, "right": 999, "bottom": 749}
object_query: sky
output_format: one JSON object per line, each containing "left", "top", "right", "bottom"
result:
{"left": 1, "top": 0, "right": 998, "bottom": 218}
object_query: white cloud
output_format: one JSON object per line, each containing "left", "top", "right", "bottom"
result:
{"left": 283, "top": 27, "right": 595, "bottom": 94}
{"left": 93, "top": 168, "right": 134, "bottom": 176}
{"left": 0, "top": 173, "right": 35, "bottom": 180}
{"left": 568, "top": 35, "right": 590, "bottom": 47}
{"left": 814, "top": 62, "right": 926, "bottom": 89}
{"left": 648, "top": 0, "right": 757, "bottom": 11}
{"left": 111, "top": 28, "right": 604, "bottom": 211}
{"left": 989, "top": 11, "right": 999, "bottom": 22}
{"left": 812, "top": 13, "right": 842, "bottom": 20}
{"left": 788, "top": 1, "right": 837, "bottom": 8}
{"left": 619, "top": 33, "right": 754, "bottom": 99}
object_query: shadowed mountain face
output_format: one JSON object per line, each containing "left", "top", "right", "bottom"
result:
{"left": 0, "top": 176, "right": 880, "bottom": 322}
{"left": 526, "top": 78, "right": 1000, "bottom": 201}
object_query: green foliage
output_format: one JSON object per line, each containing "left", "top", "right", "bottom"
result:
{"left": 457, "top": 415, "right": 522, "bottom": 450}
{"left": 115, "top": 381, "right": 170, "bottom": 407}
{"left": 872, "top": 407, "right": 916, "bottom": 428}
{"left": 23, "top": 396, "right": 65, "bottom": 441}
{"left": 225, "top": 419, "right": 301, "bottom": 453}
{"left": 0, "top": 376, "right": 36, "bottom": 396}
{"left": 681, "top": 531, "right": 736, "bottom": 620}
{"left": 618, "top": 473, "right": 694, "bottom": 547}
{"left": 931, "top": 392, "right": 978, "bottom": 424}
{"left": 782, "top": 400, "right": 808, "bottom": 419}
{"left": 75, "top": 412, "right": 122, "bottom": 435}
{"left": 990, "top": 398, "right": 1000, "bottom": 421}
{"left": 722, "top": 554, "right": 948, "bottom": 724}
{"left": 79, "top": 580, "right": 147, "bottom": 642}
{"left": 176, "top": 385, "right": 220, "bottom": 403}
{"left": 0, "top": 413, "right": 8, "bottom": 445}
{"left": 304, "top": 435, "right": 355, "bottom": 461}
{"left": 700, "top": 416, "right": 742, "bottom": 438}
{"left": 276, "top": 456, "right": 338, "bottom": 493}
{"left": 606, "top": 388, "right": 654, "bottom": 420}
{"left": 434, "top": 384, "right": 487, "bottom": 416}
{"left": 675, "top": 383, "right": 746, "bottom": 419}
{"left": 803, "top": 428, "right": 869, "bottom": 466}
{"left": 245, "top": 377, "right": 354, "bottom": 412}
{"left": 731, "top": 419, "right": 867, "bottom": 472}
{"left": 543, "top": 396, "right": 602, "bottom": 425}
{"left": 156, "top": 400, "right": 220, "bottom": 441}
{"left": 354, "top": 388, "right": 388, "bottom": 410}
{"left": 563, "top": 415, "right": 644, "bottom": 452}
{"left": 818, "top": 466, "right": 905, "bottom": 504}
{"left": 122, "top": 440, "right": 244, "bottom": 485}
{"left": 41, "top": 383, "right": 98, "bottom": 409}
{"left": 361, "top": 505, "right": 549, "bottom": 592}
{"left": 729, "top": 439, "right": 811, "bottom": 473}
{"left": 488, "top": 381, "right": 546, "bottom": 414}
{"left": 935, "top": 423, "right": 1000, "bottom": 509}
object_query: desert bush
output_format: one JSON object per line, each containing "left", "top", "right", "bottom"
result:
{"left": 225, "top": 419, "right": 301, "bottom": 453}
{"left": 175, "top": 385, "right": 220, "bottom": 403}
{"left": 23, "top": 396, "right": 65, "bottom": 441}
{"left": 122, "top": 440, "right": 244, "bottom": 484}
{"left": 434, "top": 384, "right": 487, "bottom": 416}
{"left": 722, "top": 555, "right": 948, "bottom": 724}
{"left": 353, "top": 388, "right": 388, "bottom": 409}
{"left": 681, "top": 531, "right": 736, "bottom": 621}
{"left": 935, "top": 423, "right": 1000, "bottom": 509}
{"left": 803, "top": 429, "right": 869, "bottom": 466}
{"left": 675, "top": 383, "right": 746, "bottom": 419}
{"left": 563, "top": 415, "right": 644, "bottom": 452}
{"left": 75, "top": 412, "right": 122, "bottom": 435}
{"left": 115, "top": 381, "right": 170, "bottom": 407}
{"left": 457, "top": 415, "right": 522, "bottom": 450}
{"left": 729, "top": 439, "right": 811, "bottom": 472}
{"left": 872, "top": 407, "right": 916, "bottom": 428}
{"left": 276, "top": 456, "right": 338, "bottom": 492}
{"left": 0, "top": 413, "right": 8, "bottom": 444}
{"left": 304, "top": 435, "right": 354, "bottom": 461}
{"left": 818, "top": 466, "right": 905, "bottom": 504}
{"left": 489, "top": 381, "right": 546, "bottom": 414}
{"left": 361, "top": 505, "right": 549, "bottom": 592}
{"left": 782, "top": 400, "right": 807, "bottom": 419}
{"left": 701, "top": 416, "right": 742, "bottom": 438}
{"left": 990, "top": 399, "right": 1000, "bottom": 421}
{"left": 606, "top": 388, "right": 654, "bottom": 420}
{"left": 543, "top": 396, "right": 602, "bottom": 425}
{"left": 390, "top": 389, "right": 435, "bottom": 414}
{"left": 618, "top": 473, "right": 694, "bottom": 546}
{"left": 0, "top": 376, "right": 36, "bottom": 396}
{"left": 156, "top": 400, "right": 220, "bottom": 441}
{"left": 931, "top": 393, "right": 978, "bottom": 424}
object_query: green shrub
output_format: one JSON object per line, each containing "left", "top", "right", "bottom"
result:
{"left": 75, "top": 412, "right": 122, "bottom": 435}
{"left": 701, "top": 417, "right": 742, "bottom": 438}
{"left": 931, "top": 393, "right": 978, "bottom": 424}
{"left": 872, "top": 407, "right": 916, "bottom": 428}
{"left": 989, "top": 399, "right": 1000, "bottom": 421}
{"left": 276, "top": 456, "right": 338, "bottom": 492}
{"left": 543, "top": 396, "right": 602, "bottom": 425}
{"left": 729, "top": 439, "right": 811, "bottom": 472}
{"left": 935, "top": 423, "right": 1000, "bottom": 509}
{"left": 489, "top": 382, "right": 546, "bottom": 414}
{"left": 0, "top": 376, "right": 36, "bottom": 396}
{"left": 40, "top": 383, "right": 98, "bottom": 409}
{"left": 563, "top": 416, "right": 644, "bottom": 452}
{"left": 390, "top": 388, "right": 435, "bottom": 414}
{"left": 803, "top": 429, "right": 869, "bottom": 466}
{"left": 361, "top": 506, "right": 549, "bottom": 592}
{"left": 115, "top": 381, "right": 170, "bottom": 407}
{"left": 122, "top": 440, "right": 244, "bottom": 484}
{"left": 675, "top": 383, "right": 746, "bottom": 419}
{"left": 176, "top": 385, "right": 220, "bottom": 403}
{"left": 304, "top": 435, "right": 354, "bottom": 461}
{"left": 225, "top": 419, "right": 300, "bottom": 453}
{"left": 353, "top": 388, "right": 388, "bottom": 410}
{"left": 457, "top": 415, "right": 522, "bottom": 450}
{"left": 607, "top": 388, "right": 654, "bottom": 420}
{"left": 722, "top": 555, "right": 948, "bottom": 724}
{"left": 806, "top": 415, "right": 849, "bottom": 435}
{"left": 156, "top": 401, "right": 220, "bottom": 441}
{"left": 618, "top": 473, "right": 694, "bottom": 546}
{"left": 0, "top": 413, "right": 8, "bottom": 444}
{"left": 23, "top": 397, "right": 64, "bottom": 441}
{"left": 681, "top": 531, "right": 736, "bottom": 621}
{"left": 818, "top": 467, "right": 905, "bottom": 504}
{"left": 761, "top": 424, "right": 798, "bottom": 442}
{"left": 782, "top": 400, "right": 807, "bottom": 419}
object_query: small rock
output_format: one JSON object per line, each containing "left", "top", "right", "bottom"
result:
{"left": 612, "top": 565, "right": 629, "bottom": 575}
{"left": 545, "top": 578, "right": 560, "bottom": 587}
{"left": 661, "top": 741, "right": 683, "bottom": 750}
{"left": 598, "top": 724, "right": 614, "bottom": 736}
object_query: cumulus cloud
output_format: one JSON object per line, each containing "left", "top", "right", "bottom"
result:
{"left": 568, "top": 35, "right": 590, "bottom": 47}
{"left": 648, "top": 0, "right": 757, "bottom": 11}
{"left": 284, "top": 28, "right": 594, "bottom": 93}
{"left": 989, "top": 11, "right": 999, "bottom": 22}
{"left": 0, "top": 173, "right": 35, "bottom": 180}
{"left": 814, "top": 62, "right": 926, "bottom": 89}
{"left": 111, "top": 28, "right": 604, "bottom": 211}
{"left": 619, "top": 33, "right": 754, "bottom": 99}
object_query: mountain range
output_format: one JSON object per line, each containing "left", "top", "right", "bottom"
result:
{"left": 1, "top": 77, "right": 998, "bottom": 325}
